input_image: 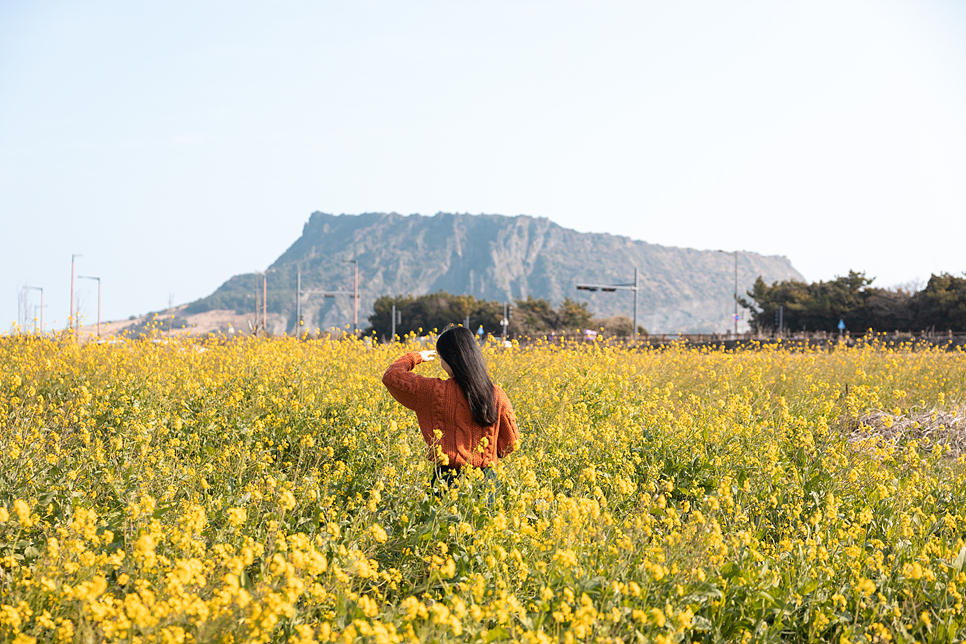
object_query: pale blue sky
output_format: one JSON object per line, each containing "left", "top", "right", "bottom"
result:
{"left": 2, "top": 1, "right": 964, "bottom": 330}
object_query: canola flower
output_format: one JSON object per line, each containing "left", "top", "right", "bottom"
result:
{"left": 0, "top": 331, "right": 965, "bottom": 643}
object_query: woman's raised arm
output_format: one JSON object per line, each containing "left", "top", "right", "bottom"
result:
{"left": 382, "top": 351, "right": 433, "bottom": 411}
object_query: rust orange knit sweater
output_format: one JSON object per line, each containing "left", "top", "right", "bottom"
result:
{"left": 382, "top": 351, "right": 519, "bottom": 468}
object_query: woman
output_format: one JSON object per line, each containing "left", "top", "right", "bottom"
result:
{"left": 382, "top": 326, "right": 519, "bottom": 489}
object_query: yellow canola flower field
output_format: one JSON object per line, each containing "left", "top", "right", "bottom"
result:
{"left": 1, "top": 333, "right": 965, "bottom": 644}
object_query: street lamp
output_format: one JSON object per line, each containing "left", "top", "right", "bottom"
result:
{"left": 717, "top": 250, "right": 738, "bottom": 335}
{"left": 77, "top": 276, "right": 101, "bottom": 337}
{"left": 251, "top": 268, "right": 277, "bottom": 336}
{"left": 576, "top": 267, "right": 640, "bottom": 342}
{"left": 295, "top": 261, "right": 359, "bottom": 335}
{"left": 346, "top": 260, "right": 358, "bottom": 334}
{"left": 24, "top": 286, "right": 43, "bottom": 334}
{"left": 253, "top": 273, "right": 260, "bottom": 335}
{"left": 262, "top": 271, "right": 268, "bottom": 333}
{"left": 296, "top": 267, "right": 302, "bottom": 332}
{"left": 391, "top": 304, "right": 402, "bottom": 341}
{"left": 299, "top": 281, "right": 358, "bottom": 334}
{"left": 69, "top": 254, "right": 82, "bottom": 331}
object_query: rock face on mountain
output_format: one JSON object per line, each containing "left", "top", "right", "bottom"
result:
{"left": 188, "top": 212, "right": 804, "bottom": 333}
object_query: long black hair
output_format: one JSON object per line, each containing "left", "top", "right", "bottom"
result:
{"left": 436, "top": 326, "right": 497, "bottom": 426}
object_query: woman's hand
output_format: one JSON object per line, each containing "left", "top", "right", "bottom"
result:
{"left": 419, "top": 350, "right": 436, "bottom": 362}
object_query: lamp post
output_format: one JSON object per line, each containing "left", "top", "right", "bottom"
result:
{"left": 69, "top": 254, "right": 82, "bottom": 331}
{"left": 296, "top": 268, "right": 302, "bottom": 333}
{"left": 576, "top": 267, "right": 640, "bottom": 342}
{"left": 25, "top": 286, "right": 43, "bottom": 334}
{"left": 296, "top": 263, "right": 358, "bottom": 335}
{"left": 717, "top": 250, "right": 738, "bottom": 335}
{"left": 295, "top": 262, "right": 359, "bottom": 335}
{"left": 251, "top": 268, "right": 277, "bottom": 336}
{"left": 346, "top": 259, "right": 358, "bottom": 335}
{"left": 391, "top": 304, "right": 403, "bottom": 341}
{"left": 77, "top": 276, "right": 101, "bottom": 337}
{"left": 299, "top": 287, "right": 357, "bottom": 330}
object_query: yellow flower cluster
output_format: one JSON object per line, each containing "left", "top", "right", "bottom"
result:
{"left": 0, "top": 332, "right": 964, "bottom": 643}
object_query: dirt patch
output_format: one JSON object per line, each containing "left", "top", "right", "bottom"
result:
{"left": 78, "top": 306, "right": 285, "bottom": 338}
{"left": 847, "top": 406, "right": 966, "bottom": 459}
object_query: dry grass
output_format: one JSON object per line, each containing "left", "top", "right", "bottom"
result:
{"left": 848, "top": 405, "right": 966, "bottom": 458}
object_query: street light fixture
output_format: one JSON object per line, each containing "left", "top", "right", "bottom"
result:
{"left": 24, "top": 286, "right": 43, "bottom": 334}
{"left": 717, "top": 250, "right": 738, "bottom": 335}
{"left": 347, "top": 259, "right": 358, "bottom": 334}
{"left": 576, "top": 267, "right": 640, "bottom": 342}
{"left": 296, "top": 267, "right": 302, "bottom": 332}
{"left": 295, "top": 261, "right": 359, "bottom": 335}
{"left": 248, "top": 269, "right": 275, "bottom": 336}
{"left": 77, "top": 276, "right": 101, "bottom": 337}
{"left": 69, "top": 254, "right": 82, "bottom": 331}
{"left": 391, "top": 304, "right": 402, "bottom": 341}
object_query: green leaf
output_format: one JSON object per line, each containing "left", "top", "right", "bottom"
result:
{"left": 484, "top": 627, "right": 508, "bottom": 643}
{"left": 721, "top": 562, "right": 741, "bottom": 579}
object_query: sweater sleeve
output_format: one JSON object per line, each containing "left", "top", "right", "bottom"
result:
{"left": 496, "top": 389, "right": 520, "bottom": 458}
{"left": 382, "top": 352, "right": 430, "bottom": 411}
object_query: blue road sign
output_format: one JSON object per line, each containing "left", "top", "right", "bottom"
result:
{"left": 838, "top": 319, "right": 846, "bottom": 330}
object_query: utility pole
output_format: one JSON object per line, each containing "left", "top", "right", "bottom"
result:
{"left": 299, "top": 282, "right": 358, "bottom": 332}
{"left": 501, "top": 301, "right": 509, "bottom": 341}
{"left": 717, "top": 250, "right": 739, "bottom": 335}
{"left": 254, "top": 274, "right": 259, "bottom": 336}
{"left": 733, "top": 250, "right": 738, "bottom": 336}
{"left": 78, "top": 276, "right": 101, "bottom": 337}
{"left": 297, "top": 263, "right": 358, "bottom": 335}
{"left": 633, "top": 267, "right": 639, "bottom": 341}
{"left": 69, "top": 254, "right": 82, "bottom": 331}
{"left": 348, "top": 260, "right": 359, "bottom": 335}
{"left": 391, "top": 304, "right": 402, "bottom": 340}
{"left": 576, "top": 267, "right": 640, "bottom": 342}
{"left": 263, "top": 273, "right": 268, "bottom": 333}
{"left": 25, "top": 286, "right": 43, "bottom": 334}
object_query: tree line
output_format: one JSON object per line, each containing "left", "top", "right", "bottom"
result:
{"left": 740, "top": 271, "right": 966, "bottom": 333}
{"left": 366, "top": 292, "right": 614, "bottom": 339}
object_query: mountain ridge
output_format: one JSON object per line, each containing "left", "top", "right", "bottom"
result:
{"left": 187, "top": 212, "right": 804, "bottom": 333}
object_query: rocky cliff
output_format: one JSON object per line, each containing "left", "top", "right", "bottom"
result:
{"left": 187, "top": 212, "right": 804, "bottom": 333}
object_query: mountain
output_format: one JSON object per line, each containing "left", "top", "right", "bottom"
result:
{"left": 186, "top": 212, "right": 804, "bottom": 334}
